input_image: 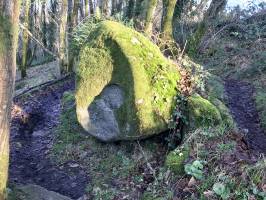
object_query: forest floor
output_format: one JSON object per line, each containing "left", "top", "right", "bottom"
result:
{"left": 8, "top": 73, "right": 266, "bottom": 199}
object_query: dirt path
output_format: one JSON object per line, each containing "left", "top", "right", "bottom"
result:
{"left": 9, "top": 78, "right": 89, "bottom": 199}
{"left": 225, "top": 79, "right": 266, "bottom": 153}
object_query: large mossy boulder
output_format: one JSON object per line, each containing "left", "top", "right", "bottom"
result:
{"left": 75, "top": 20, "right": 181, "bottom": 141}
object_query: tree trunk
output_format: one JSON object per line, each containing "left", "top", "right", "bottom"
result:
{"left": 187, "top": 0, "right": 227, "bottom": 56}
{"left": 85, "top": 0, "right": 89, "bottom": 16}
{"left": 58, "top": 0, "right": 68, "bottom": 73}
{"left": 102, "top": 0, "right": 109, "bottom": 16}
{"left": 161, "top": 0, "right": 177, "bottom": 39}
{"left": 67, "top": 0, "right": 79, "bottom": 73}
{"left": 111, "top": 0, "right": 117, "bottom": 15}
{"left": 89, "top": 0, "right": 94, "bottom": 15}
{"left": 79, "top": 0, "right": 85, "bottom": 19}
{"left": 21, "top": 0, "right": 31, "bottom": 78}
{"left": 0, "top": 1, "right": 20, "bottom": 199}
{"left": 41, "top": 1, "right": 48, "bottom": 47}
{"left": 126, "top": 0, "right": 135, "bottom": 19}
{"left": 144, "top": 0, "right": 158, "bottom": 34}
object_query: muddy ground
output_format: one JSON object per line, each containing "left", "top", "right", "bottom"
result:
{"left": 225, "top": 79, "right": 266, "bottom": 153}
{"left": 9, "top": 78, "right": 89, "bottom": 199}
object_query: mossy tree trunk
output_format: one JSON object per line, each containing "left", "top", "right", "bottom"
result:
{"left": 144, "top": 0, "right": 158, "bottom": 34}
{"left": 21, "top": 0, "right": 31, "bottom": 78}
{"left": 58, "top": 0, "right": 68, "bottom": 73}
{"left": 0, "top": 0, "right": 20, "bottom": 199}
{"left": 85, "top": 0, "right": 89, "bottom": 17}
{"left": 161, "top": 0, "right": 177, "bottom": 40}
{"left": 187, "top": 0, "right": 227, "bottom": 56}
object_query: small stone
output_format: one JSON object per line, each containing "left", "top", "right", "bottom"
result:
{"left": 188, "top": 177, "right": 197, "bottom": 187}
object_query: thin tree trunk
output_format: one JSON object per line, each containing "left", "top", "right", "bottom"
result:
{"left": 126, "top": 0, "right": 135, "bottom": 19}
{"left": 58, "top": 0, "right": 68, "bottom": 73}
{"left": 161, "top": 0, "right": 177, "bottom": 39}
{"left": 144, "top": 0, "right": 158, "bottom": 34}
{"left": 187, "top": 0, "right": 227, "bottom": 55}
{"left": 41, "top": 1, "right": 48, "bottom": 47}
{"left": 21, "top": 0, "right": 31, "bottom": 78}
{"left": 67, "top": 0, "right": 79, "bottom": 72}
{"left": 79, "top": 0, "right": 85, "bottom": 19}
{"left": 111, "top": 0, "right": 117, "bottom": 15}
{"left": 85, "top": 0, "right": 89, "bottom": 16}
{"left": 89, "top": 0, "right": 94, "bottom": 15}
{"left": 73, "top": 0, "right": 79, "bottom": 26}
{"left": 102, "top": 0, "right": 109, "bottom": 16}
{"left": 0, "top": 1, "right": 20, "bottom": 199}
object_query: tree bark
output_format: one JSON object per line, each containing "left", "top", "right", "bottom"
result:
{"left": 89, "top": 0, "right": 94, "bottom": 15}
{"left": 21, "top": 0, "right": 31, "bottom": 78}
{"left": 41, "top": 1, "right": 48, "bottom": 47}
{"left": 67, "top": 0, "right": 79, "bottom": 72}
{"left": 187, "top": 0, "right": 227, "bottom": 56}
{"left": 85, "top": 0, "right": 89, "bottom": 16}
{"left": 126, "top": 0, "right": 136, "bottom": 19}
{"left": 58, "top": 0, "right": 68, "bottom": 73}
{"left": 162, "top": 0, "right": 177, "bottom": 39}
{"left": 102, "top": 0, "right": 109, "bottom": 16}
{"left": 144, "top": 0, "right": 158, "bottom": 34}
{"left": 0, "top": 1, "right": 20, "bottom": 199}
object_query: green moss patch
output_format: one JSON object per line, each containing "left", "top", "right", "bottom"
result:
{"left": 165, "top": 147, "right": 190, "bottom": 175}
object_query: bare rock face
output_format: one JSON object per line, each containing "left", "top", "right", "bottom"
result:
{"left": 86, "top": 85, "right": 124, "bottom": 141}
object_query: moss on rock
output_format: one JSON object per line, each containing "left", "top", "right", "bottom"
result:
{"left": 188, "top": 94, "right": 222, "bottom": 129}
{"left": 75, "top": 20, "right": 181, "bottom": 141}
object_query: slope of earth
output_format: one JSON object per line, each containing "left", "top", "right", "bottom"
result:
{"left": 9, "top": 78, "right": 89, "bottom": 199}
{"left": 15, "top": 60, "right": 61, "bottom": 96}
{"left": 225, "top": 80, "right": 266, "bottom": 152}
{"left": 195, "top": 14, "right": 266, "bottom": 153}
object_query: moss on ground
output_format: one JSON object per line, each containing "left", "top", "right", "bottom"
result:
{"left": 76, "top": 20, "right": 181, "bottom": 139}
{"left": 165, "top": 147, "right": 189, "bottom": 175}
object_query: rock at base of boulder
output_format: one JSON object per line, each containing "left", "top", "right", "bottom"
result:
{"left": 9, "top": 184, "right": 72, "bottom": 200}
{"left": 87, "top": 84, "right": 124, "bottom": 141}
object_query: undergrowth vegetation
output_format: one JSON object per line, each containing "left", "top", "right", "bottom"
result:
{"left": 50, "top": 86, "right": 266, "bottom": 199}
